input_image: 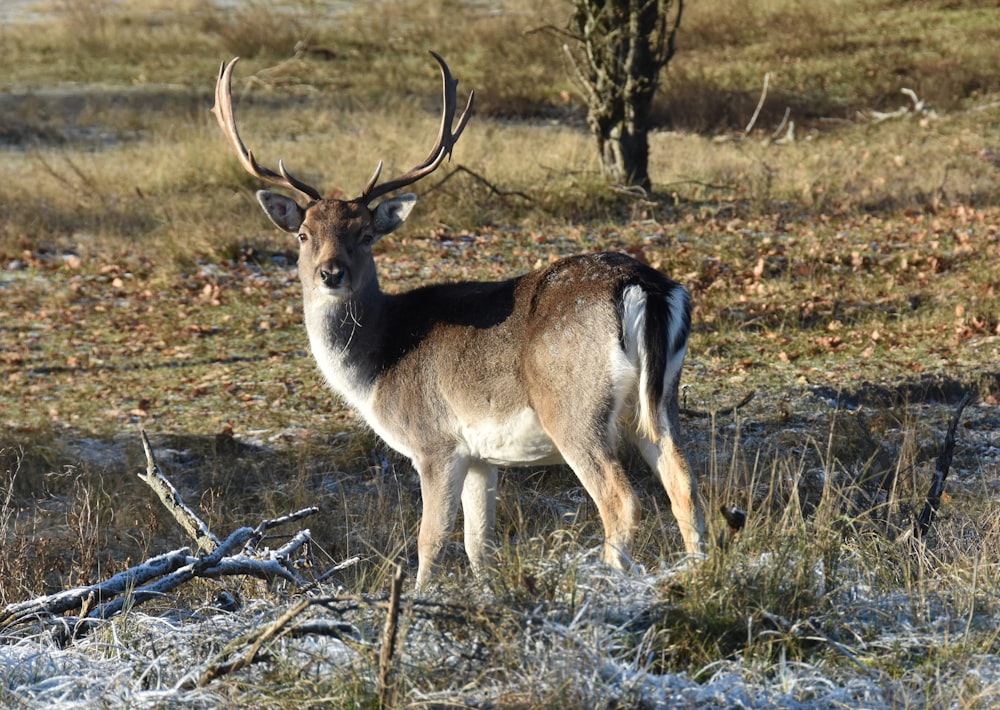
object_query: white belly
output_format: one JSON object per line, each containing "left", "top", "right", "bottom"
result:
{"left": 459, "top": 407, "right": 563, "bottom": 467}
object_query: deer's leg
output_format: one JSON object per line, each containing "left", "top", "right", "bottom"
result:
{"left": 563, "top": 447, "right": 641, "bottom": 569}
{"left": 537, "top": 406, "right": 640, "bottom": 569}
{"left": 414, "top": 453, "right": 467, "bottom": 589}
{"left": 636, "top": 398, "right": 706, "bottom": 556}
{"left": 460, "top": 461, "right": 498, "bottom": 578}
{"left": 527, "top": 368, "right": 639, "bottom": 569}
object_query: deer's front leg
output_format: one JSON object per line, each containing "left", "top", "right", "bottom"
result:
{"left": 461, "top": 461, "right": 498, "bottom": 578}
{"left": 414, "top": 454, "right": 467, "bottom": 589}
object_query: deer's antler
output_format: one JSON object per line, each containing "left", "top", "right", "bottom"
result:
{"left": 212, "top": 58, "right": 323, "bottom": 202}
{"left": 358, "top": 51, "right": 474, "bottom": 204}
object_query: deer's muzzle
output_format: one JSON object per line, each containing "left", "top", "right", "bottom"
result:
{"left": 320, "top": 266, "right": 346, "bottom": 289}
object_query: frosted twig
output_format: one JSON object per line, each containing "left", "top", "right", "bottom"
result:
{"left": 138, "top": 429, "right": 220, "bottom": 554}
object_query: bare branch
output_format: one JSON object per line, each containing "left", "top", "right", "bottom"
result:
{"left": 137, "top": 429, "right": 220, "bottom": 554}
{"left": 867, "top": 87, "right": 935, "bottom": 124}
{"left": 2, "top": 433, "right": 336, "bottom": 638}
{"left": 428, "top": 165, "right": 533, "bottom": 202}
{"left": 378, "top": 563, "right": 407, "bottom": 708}
{"left": 679, "top": 390, "right": 755, "bottom": 419}
{"left": 245, "top": 507, "right": 320, "bottom": 555}
{"left": 0, "top": 548, "right": 191, "bottom": 631}
{"left": 770, "top": 107, "right": 791, "bottom": 142}
{"left": 196, "top": 597, "right": 312, "bottom": 687}
{"left": 307, "top": 555, "right": 362, "bottom": 589}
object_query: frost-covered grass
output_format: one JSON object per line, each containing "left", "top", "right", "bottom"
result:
{"left": 3, "top": 545, "right": 999, "bottom": 708}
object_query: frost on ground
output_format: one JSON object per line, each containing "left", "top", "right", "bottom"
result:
{"left": 2, "top": 553, "right": 998, "bottom": 708}
{"left": 0, "top": 600, "right": 361, "bottom": 709}
{"left": 408, "top": 554, "right": 997, "bottom": 709}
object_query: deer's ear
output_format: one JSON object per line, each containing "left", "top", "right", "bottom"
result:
{"left": 257, "top": 190, "right": 305, "bottom": 233}
{"left": 372, "top": 194, "right": 417, "bottom": 241}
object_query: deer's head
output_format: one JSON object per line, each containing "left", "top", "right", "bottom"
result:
{"left": 212, "top": 53, "right": 473, "bottom": 303}
{"left": 254, "top": 191, "right": 416, "bottom": 302}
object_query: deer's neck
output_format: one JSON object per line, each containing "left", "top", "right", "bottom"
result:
{"left": 302, "top": 281, "right": 387, "bottom": 404}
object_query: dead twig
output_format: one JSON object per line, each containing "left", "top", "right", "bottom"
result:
{"left": 866, "top": 87, "right": 935, "bottom": 123}
{"left": 429, "top": 165, "right": 533, "bottom": 202}
{"left": 914, "top": 392, "right": 974, "bottom": 539}
{"left": 770, "top": 107, "right": 791, "bottom": 142}
{"left": 244, "top": 507, "right": 321, "bottom": 556}
{"left": 378, "top": 563, "right": 406, "bottom": 709}
{"left": 745, "top": 72, "right": 770, "bottom": 136}
{"left": 659, "top": 178, "right": 734, "bottom": 193}
{"left": 138, "top": 429, "right": 220, "bottom": 554}
{"left": 197, "top": 597, "right": 312, "bottom": 687}
{"left": 303, "top": 555, "right": 362, "bottom": 592}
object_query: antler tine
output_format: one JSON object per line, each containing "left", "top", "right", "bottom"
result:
{"left": 359, "top": 51, "right": 475, "bottom": 204}
{"left": 361, "top": 160, "right": 384, "bottom": 198}
{"left": 212, "top": 58, "right": 322, "bottom": 202}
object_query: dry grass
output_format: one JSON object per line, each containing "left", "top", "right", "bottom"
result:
{"left": 2, "top": 0, "right": 996, "bottom": 256}
{"left": 669, "top": 0, "right": 1000, "bottom": 128}
{"left": 3, "top": 87, "right": 996, "bottom": 265}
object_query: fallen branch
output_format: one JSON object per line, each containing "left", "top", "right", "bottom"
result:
{"left": 659, "top": 178, "right": 734, "bottom": 193}
{"left": 245, "top": 509, "right": 321, "bottom": 556}
{"left": 745, "top": 72, "right": 770, "bottom": 136}
{"left": 0, "top": 432, "right": 331, "bottom": 639}
{"left": 770, "top": 107, "right": 791, "bottom": 142}
{"left": 378, "top": 563, "right": 407, "bottom": 708}
{"left": 0, "top": 548, "right": 192, "bottom": 631}
{"left": 867, "top": 87, "right": 935, "bottom": 123}
{"left": 429, "top": 165, "right": 533, "bottom": 202}
{"left": 196, "top": 597, "right": 312, "bottom": 687}
{"left": 914, "top": 392, "right": 974, "bottom": 539}
{"left": 772, "top": 117, "right": 795, "bottom": 145}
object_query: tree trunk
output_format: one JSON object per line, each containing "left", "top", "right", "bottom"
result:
{"left": 569, "top": 0, "right": 682, "bottom": 192}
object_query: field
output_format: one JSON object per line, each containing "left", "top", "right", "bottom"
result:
{"left": 2, "top": 0, "right": 1000, "bottom": 706}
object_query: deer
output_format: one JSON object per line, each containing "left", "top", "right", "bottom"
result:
{"left": 212, "top": 52, "right": 706, "bottom": 589}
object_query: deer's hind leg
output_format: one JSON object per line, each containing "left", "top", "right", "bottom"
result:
{"left": 634, "top": 395, "right": 705, "bottom": 556}
{"left": 525, "top": 304, "right": 642, "bottom": 569}
{"left": 534, "top": 399, "right": 641, "bottom": 571}
{"left": 567, "top": 447, "right": 641, "bottom": 570}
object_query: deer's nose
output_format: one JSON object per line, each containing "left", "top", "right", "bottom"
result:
{"left": 320, "top": 267, "right": 346, "bottom": 289}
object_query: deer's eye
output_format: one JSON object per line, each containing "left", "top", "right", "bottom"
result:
{"left": 361, "top": 231, "right": 375, "bottom": 245}
{"left": 296, "top": 233, "right": 308, "bottom": 244}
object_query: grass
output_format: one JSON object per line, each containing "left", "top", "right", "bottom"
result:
{"left": 2, "top": 0, "right": 1000, "bottom": 706}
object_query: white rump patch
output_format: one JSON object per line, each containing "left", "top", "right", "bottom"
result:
{"left": 620, "top": 285, "right": 647, "bottom": 363}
